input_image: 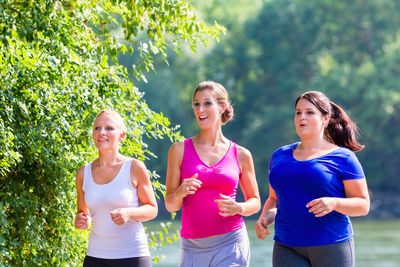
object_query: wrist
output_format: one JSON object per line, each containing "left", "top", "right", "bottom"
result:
{"left": 331, "top": 197, "right": 339, "bottom": 211}
{"left": 126, "top": 207, "right": 135, "bottom": 220}
{"left": 238, "top": 203, "right": 245, "bottom": 216}
{"left": 176, "top": 187, "right": 185, "bottom": 199}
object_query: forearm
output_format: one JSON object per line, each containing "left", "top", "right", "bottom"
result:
{"left": 260, "top": 197, "right": 277, "bottom": 222}
{"left": 239, "top": 197, "right": 261, "bottom": 217}
{"left": 127, "top": 204, "right": 158, "bottom": 222}
{"left": 164, "top": 191, "right": 183, "bottom": 213}
{"left": 333, "top": 197, "right": 370, "bottom": 216}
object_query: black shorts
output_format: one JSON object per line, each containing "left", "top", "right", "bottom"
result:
{"left": 83, "top": 255, "right": 152, "bottom": 267}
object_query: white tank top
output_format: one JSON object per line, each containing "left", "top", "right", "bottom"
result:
{"left": 83, "top": 159, "right": 150, "bottom": 259}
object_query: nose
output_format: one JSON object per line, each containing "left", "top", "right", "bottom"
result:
{"left": 198, "top": 104, "right": 205, "bottom": 112}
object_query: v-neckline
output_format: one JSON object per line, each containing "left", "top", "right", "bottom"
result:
{"left": 90, "top": 159, "right": 128, "bottom": 185}
{"left": 189, "top": 138, "right": 232, "bottom": 168}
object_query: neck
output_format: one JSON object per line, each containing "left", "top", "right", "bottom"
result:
{"left": 197, "top": 127, "right": 226, "bottom": 146}
{"left": 298, "top": 136, "right": 329, "bottom": 151}
{"left": 97, "top": 149, "right": 123, "bottom": 166}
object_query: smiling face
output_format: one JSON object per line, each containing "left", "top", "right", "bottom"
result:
{"left": 92, "top": 113, "right": 125, "bottom": 150}
{"left": 192, "top": 89, "right": 225, "bottom": 130}
{"left": 294, "top": 98, "right": 330, "bottom": 140}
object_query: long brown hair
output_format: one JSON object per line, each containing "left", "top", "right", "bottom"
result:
{"left": 295, "top": 91, "right": 364, "bottom": 151}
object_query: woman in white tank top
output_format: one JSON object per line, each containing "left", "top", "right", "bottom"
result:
{"left": 74, "top": 110, "right": 157, "bottom": 267}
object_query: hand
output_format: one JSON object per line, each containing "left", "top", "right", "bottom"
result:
{"left": 74, "top": 211, "right": 91, "bottom": 229}
{"left": 179, "top": 173, "right": 202, "bottom": 198}
{"left": 215, "top": 193, "right": 243, "bottom": 217}
{"left": 110, "top": 208, "right": 131, "bottom": 225}
{"left": 306, "top": 197, "right": 336, "bottom": 217}
{"left": 255, "top": 215, "right": 272, "bottom": 240}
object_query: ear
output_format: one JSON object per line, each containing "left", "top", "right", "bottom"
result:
{"left": 220, "top": 103, "right": 227, "bottom": 114}
{"left": 119, "top": 131, "right": 126, "bottom": 141}
{"left": 322, "top": 114, "right": 330, "bottom": 127}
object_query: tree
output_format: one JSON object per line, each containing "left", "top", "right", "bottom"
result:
{"left": 0, "top": 0, "right": 223, "bottom": 265}
{"left": 133, "top": 0, "right": 400, "bottom": 198}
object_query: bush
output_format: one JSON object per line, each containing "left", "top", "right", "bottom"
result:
{"left": 0, "top": 0, "right": 223, "bottom": 265}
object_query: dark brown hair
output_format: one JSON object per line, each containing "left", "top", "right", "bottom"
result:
{"left": 295, "top": 91, "right": 364, "bottom": 151}
{"left": 193, "top": 81, "right": 234, "bottom": 124}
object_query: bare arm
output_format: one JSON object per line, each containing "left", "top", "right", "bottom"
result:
{"left": 255, "top": 185, "right": 277, "bottom": 240}
{"left": 164, "top": 142, "right": 202, "bottom": 213}
{"left": 237, "top": 146, "right": 261, "bottom": 216}
{"left": 216, "top": 146, "right": 261, "bottom": 217}
{"left": 110, "top": 159, "right": 158, "bottom": 224}
{"left": 74, "top": 166, "right": 91, "bottom": 229}
{"left": 306, "top": 178, "right": 370, "bottom": 217}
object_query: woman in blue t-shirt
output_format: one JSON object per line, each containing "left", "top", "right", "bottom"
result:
{"left": 255, "top": 91, "right": 370, "bottom": 267}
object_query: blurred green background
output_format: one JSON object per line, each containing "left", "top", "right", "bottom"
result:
{"left": 134, "top": 1, "right": 400, "bottom": 262}
{"left": 123, "top": 0, "right": 400, "bottom": 219}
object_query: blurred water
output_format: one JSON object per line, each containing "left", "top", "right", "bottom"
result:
{"left": 144, "top": 220, "right": 400, "bottom": 267}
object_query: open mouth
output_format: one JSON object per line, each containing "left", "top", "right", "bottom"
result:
{"left": 199, "top": 116, "right": 208, "bottom": 121}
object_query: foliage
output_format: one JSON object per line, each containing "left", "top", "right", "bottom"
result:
{"left": 146, "top": 221, "right": 180, "bottom": 263}
{"left": 0, "top": 0, "right": 223, "bottom": 265}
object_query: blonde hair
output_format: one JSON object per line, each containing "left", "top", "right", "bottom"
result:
{"left": 93, "top": 110, "right": 127, "bottom": 133}
{"left": 193, "top": 81, "right": 234, "bottom": 124}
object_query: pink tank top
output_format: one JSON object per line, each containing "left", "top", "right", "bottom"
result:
{"left": 180, "top": 138, "right": 244, "bottom": 239}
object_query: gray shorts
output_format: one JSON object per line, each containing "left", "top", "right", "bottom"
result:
{"left": 180, "top": 227, "right": 250, "bottom": 267}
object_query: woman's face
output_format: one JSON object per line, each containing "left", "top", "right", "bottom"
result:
{"left": 294, "top": 98, "right": 329, "bottom": 140}
{"left": 192, "top": 89, "right": 225, "bottom": 130}
{"left": 92, "top": 114, "right": 125, "bottom": 150}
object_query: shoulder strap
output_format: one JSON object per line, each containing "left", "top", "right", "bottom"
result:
{"left": 82, "top": 163, "right": 92, "bottom": 192}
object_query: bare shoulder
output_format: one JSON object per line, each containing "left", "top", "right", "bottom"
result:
{"left": 169, "top": 141, "right": 184, "bottom": 154}
{"left": 167, "top": 141, "right": 185, "bottom": 168}
{"left": 128, "top": 158, "right": 150, "bottom": 188}
{"left": 236, "top": 144, "right": 253, "bottom": 160}
{"left": 76, "top": 165, "right": 85, "bottom": 180}
{"left": 129, "top": 158, "right": 149, "bottom": 176}
{"left": 75, "top": 165, "right": 85, "bottom": 189}
{"left": 130, "top": 157, "right": 146, "bottom": 168}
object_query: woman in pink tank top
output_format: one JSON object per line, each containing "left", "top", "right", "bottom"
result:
{"left": 74, "top": 110, "right": 157, "bottom": 267}
{"left": 165, "top": 81, "right": 261, "bottom": 267}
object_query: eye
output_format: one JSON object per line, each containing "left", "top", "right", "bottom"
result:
{"left": 193, "top": 102, "right": 200, "bottom": 107}
{"left": 296, "top": 111, "right": 301, "bottom": 115}
{"left": 106, "top": 126, "right": 114, "bottom": 131}
{"left": 205, "top": 101, "right": 213, "bottom": 105}
{"left": 307, "top": 111, "right": 315, "bottom": 115}
{"left": 94, "top": 126, "right": 100, "bottom": 130}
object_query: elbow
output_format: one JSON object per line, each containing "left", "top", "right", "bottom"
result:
{"left": 357, "top": 207, "right": 369, "bottom": 217}
{"left": 165, "top": 202, "right": 179, "bottom": 213}
{"left": 355, "top": 198, "right": 370, "bottom": 217}
{"left": 164, "top": 194, "right": 182, "bottom": 213}
{"left": 361, "top": 197, "right": 370, "bottom": 216}
{"left": 149, "top": 205, "right": 158, "bottom": 220}
{"left": 164, "top": 198, "right": 178, "bottom": 213}
{"left": 361, "top": 201, "right": 370, "bottom": 216}
{"left": 253, "top": 197, "right": 261, "bottom": 214}
{"left": 140, "top": 204, "right": 158, "bottom": 222}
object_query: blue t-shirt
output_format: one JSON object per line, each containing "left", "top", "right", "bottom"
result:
{"left": 269, "top": 142, "right": 365, "bottom": 247}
